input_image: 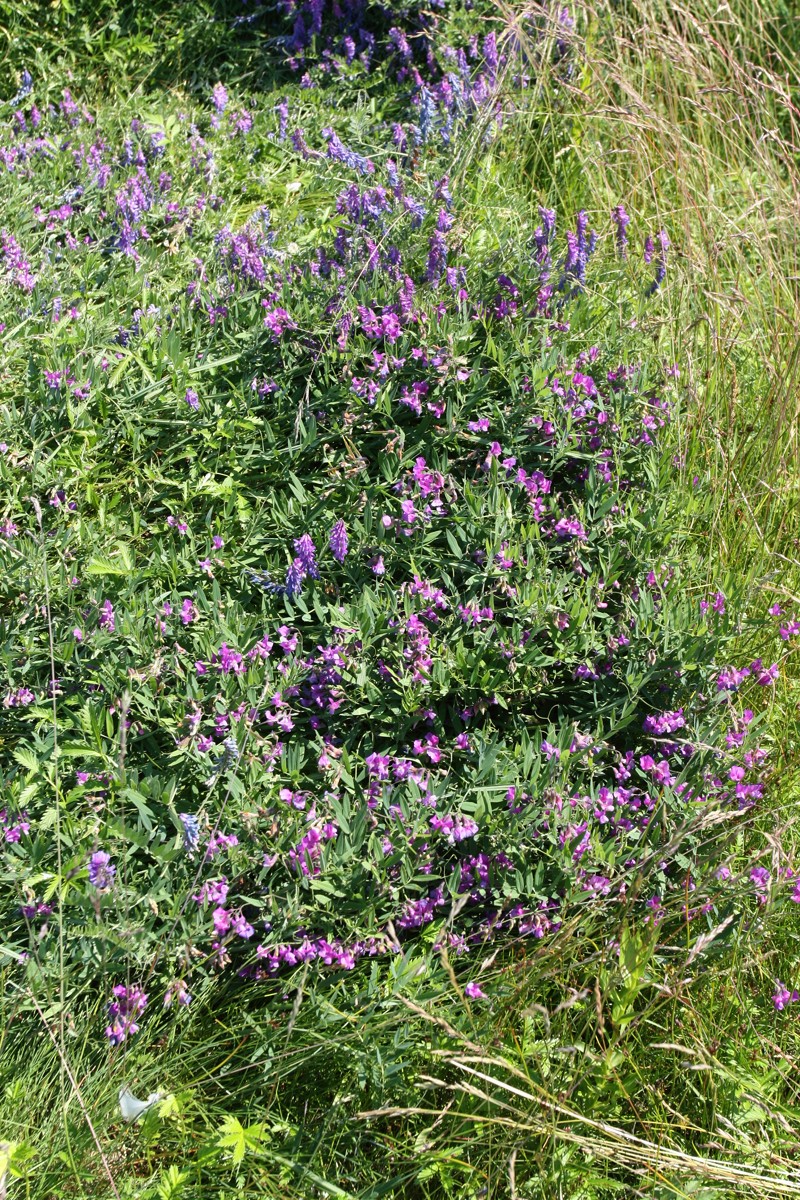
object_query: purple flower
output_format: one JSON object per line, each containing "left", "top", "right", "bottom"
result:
{"left": 366, "top": 752, "right": 391, "bottom": 779}
{"left": 178, "top": 812, "right": 200, "bottom": 853}
{"left": 213, "top": 906, "right": 231, "bottom": 935}
{"left": 293, "top": 534, "right": 319, "bottom": 579}
{"left": 99, "top": 600, "right": 115, "bottom": 632}
{"left": 213, "top": 644, "right": 243, "bottom": 676}
{"left": 464, "top": 980, "right": 486, "bottom": 999}
{"left": 751, "top": 866, "right": 771, "bottom": 902}
{"left": 647, "top": 229, "right": 670, "bottom": 295}
{"left": 552, "top": 516, "right": 587, "bottom": 540}
{"left": 329, "top": 519, "right": 349, "bottom": 562}
{"left": 291, "top": 128, "right": 311, "bottom": 159}
{"left": 194, "top": 878, "right": 228, "bottom": 906}
{"left": 538, "top": 205, "right": 556, "bottom": 242}
{"left": 389, "top": 26, "right": 412, "bottom": 61}
{"left": 773, "top": 981, "right": 799, "bottom": 1011}
{"left": 642, "top": 708, "right": 685, "bottom": 735}
{"left": 753, "top": 660, "right": 779, "bottom": 686}
{"left": 88, "top": 850, "right": 116, "bottom": 890}
{"left": 164, "top": 978, "right": 192, "bottom": 1008}
{"left": 105, "top": 983, "right": 147, "bottom": 1045}
{"left": 426, "top": 229, "right": 447, "bottom": 284}
{"left": 276, "top": 98, "right": 289, "bottom": 141}
{"left": 612, "top": 204, "right": 630, "bottom": 257}
{"left": 1, "top": 231, "right": 36, "bottom": 292}
{"left": 216, "top": 219, "right": 274, "bottom": 287}
{"left": 185, "top": 388, "right": 199, "bottom": 410}
{"left": 322, "top": 127, "right": 374, "bottom": 177}
{"left": 284, "top": 559, "right": 305, "bottom": 598}
{"left": 430, "top": 813, "right": 479, "bottom": 844}
{"left": 263, "top": 305, "right": 295, "bottom": 340}
{"left": 403, "top": 196, "right": 426, "bottom": 229}
{"left": 716, "top": 665, "right": 750, "bottom": 692}
{"left": 232, "top": 913, "right": 255, "bottom": 939}
{"left": 563, "top": 210, "right": 595, "bottom": 285}
{"left": 482, "top": 32, "right": 499, "bottom": 78}
{"left": 211, "top": 82, "right": 228, "bottom": 114}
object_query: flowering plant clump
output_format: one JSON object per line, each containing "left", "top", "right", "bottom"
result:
{"left": 0, "top": 6, "right": 795, "bottom": 1047}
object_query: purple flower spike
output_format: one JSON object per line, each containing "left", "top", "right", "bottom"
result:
{"left": 276, "top": 98, "right": 289, "bottom": 141}
{"left": 88, "top": 850, "right": 116, "bottom": 890}
{"left": 426, "top": 229, "right": 448, "bottom": 284}
{"left": 482, "top": 32, "right": 499, "bottom": 79}
{"left": 293, "top": 534, "right": 319, "bottom": 579}
{"left": 284, "top": 559, "right": 305, "bottom": 598}
{"left": 329, "top": 519, "right": 349, "bottom": 563}
{"left": 647, "top": 229, "right": 670, "bottom": 294}
{"left": 612, "top": 204, "right": 630, "bottom": 258}
{"left": 539, "top": 206, "right": 556, "bottom": 242}
{"left": 211, "top": 82, "right": 228, "bottom": 114}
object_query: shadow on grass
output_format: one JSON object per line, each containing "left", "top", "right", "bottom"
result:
{"left": 0, "top": 0, "right": 288, "bottom": 97}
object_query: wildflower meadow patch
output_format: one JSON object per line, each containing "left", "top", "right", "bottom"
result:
{"left": 0, "top": 0, "right": 792, "bottom": 1038}
{"left": 0, "top": 2, "right": 799, "bottom": 1195}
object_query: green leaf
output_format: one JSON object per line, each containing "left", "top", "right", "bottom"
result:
{"left": 13, "top": 747, "right": 41, "bottom": 774}
{"left": 86, "top": 542, "right": 134, "bottom": 575}
{"left": 216, "top": 1116, "right": 269, "bottom": 1166}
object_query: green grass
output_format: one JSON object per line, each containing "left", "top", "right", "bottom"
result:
{"left": 1, "top": 2, "right": 800, "bottom": 1198}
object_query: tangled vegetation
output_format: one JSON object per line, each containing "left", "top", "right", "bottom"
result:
{"left": 0, "top": 1, "right": 799, "bottom": 1196}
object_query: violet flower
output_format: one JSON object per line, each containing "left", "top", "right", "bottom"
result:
{"left": 106, "top": 983, "right": 148, "bottom": 1045}
{"left": 329, "top": 519, "right": 349, "bottom": 562}
{"left": 88, "top": 850, "right": 116, "bottom": 891}
{"left": 773, "top": 981, "right": 799, "bottom": 1011}
{"left": 293, "top": 534, "right": 319, "bottom": 578}
{"left": 612, "top": 204, "right": 630, "bottom": 257}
